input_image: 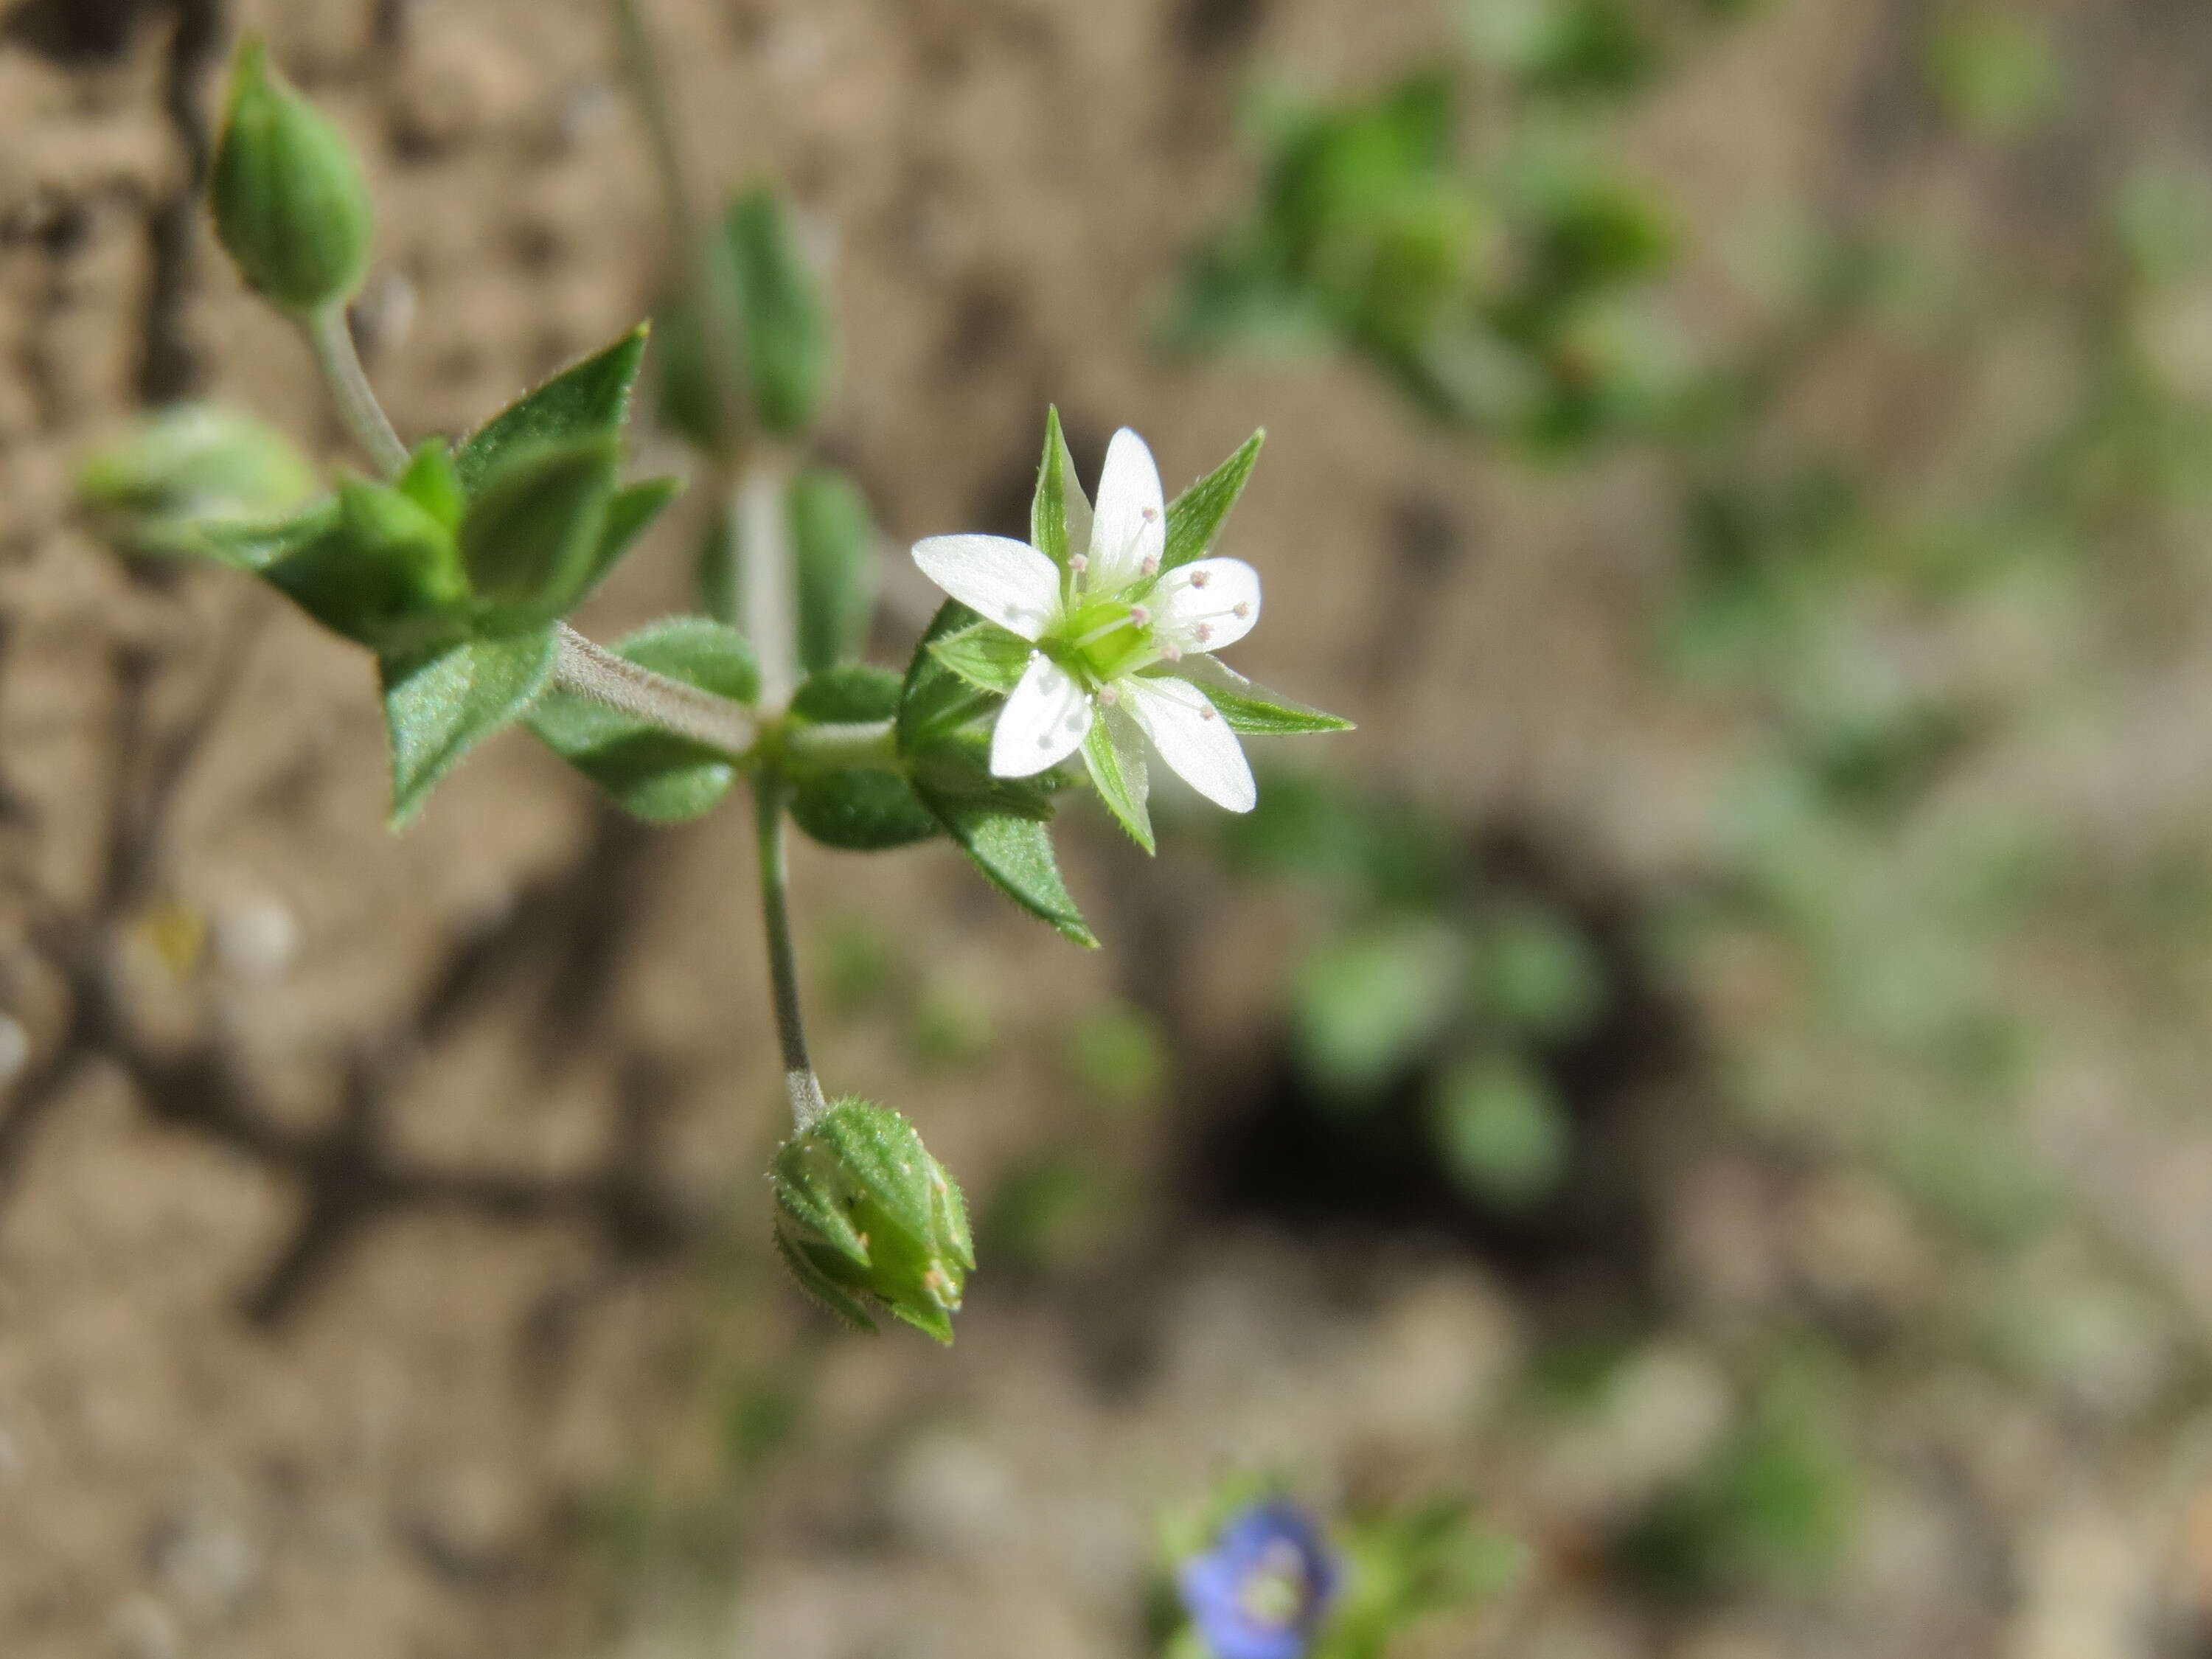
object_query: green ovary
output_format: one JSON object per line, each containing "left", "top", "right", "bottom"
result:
{"left": 1049, "top": 595, "right": 1157, "bottom": 683}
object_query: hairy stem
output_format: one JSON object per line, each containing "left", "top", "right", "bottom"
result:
{"left": 293, "top": 304, "right": 765, "bottom": 759}
{"left": 755, "top": 779, "right": 827, "bottom": 1129}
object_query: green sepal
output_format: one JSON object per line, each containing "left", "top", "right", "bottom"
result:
{"left": 926, "top": 619, "right": 1032, "bottom": 695}
{"left": 1162, "top": 429, "right": 1265, "bottom": 572}
{"left": 208, "top": 37, "right": 373, "bottom": 313}
{"left": 526, "top": 616, "right": 757, "bottom": 824}
{"left": 728, "top": 187, "right": 833, "bottom": 438}
{"left": 1030, "top": 405, "right": 1091, "bottom": 567}
{"left": 77, "top": 404, "right": 320, "bottom": 566}
{"left": 262, "top": 475, "right": 468, "bottom": 652}
{"left": 768, "top": 1098, "right": 974, "bottom": 1344}
{"left": 790, "top": 465, "right": 879, "bottom": 673}
{"left": 458, "top": 437, "right": 617, "bottom": 628}
{"left": 787, "top": 666, "right": 938, "bottom": 851}
{"left": 394, "top": 436, "right": 464, "bottom": 531}
{"left": 1082, "top": 714, "right": 1154, "bottom": 854}
{"left": 453, "top": 324, "right": 650, "bottom": 495}
{"left": 381, "top": 627, "right": 560, "bottom": 827}
{"left": 898, "top": 602, "right": 1091, "bottom": 941}
{"left": 200, "top": 500, "right": 337, "bottom": 573}
{"left": 1168, "top": 655, "right": 1354, "bottom": 736}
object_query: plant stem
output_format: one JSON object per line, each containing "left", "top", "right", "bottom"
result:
{"left": 293, "top": 305, "right": 764, "bottom": 760}
{"left": 305, "top": 303, "right": 408, "bottom": 476}
{"left": 734, "top": 452, "right": 800, "bottom": 709}
{"left": 608, "top": 0, "right": 749, "bottom": 451}
{"left": 755, "top": 778, "right": 827, "bottom": 1130}
{"left": 553, "top": 628, "right": 758, "bottom": 757}
{"left": 781, "top": 719, "right": 899, "bottom": 774}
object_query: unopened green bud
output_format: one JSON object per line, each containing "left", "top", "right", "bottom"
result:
{"left": 77, "top": 403, "right": 318, "bottom": 566}
{"left": 209, "top": 37, "right": 374, "bottom": 313}
{"left": 769, "top": 1098, "right": 974, "bottom": 1343}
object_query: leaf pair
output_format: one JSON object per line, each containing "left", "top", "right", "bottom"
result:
{"left": 658, "top": 186, "right": 834, "bottom": 451}
{"left": 370, "top": 324, "right": 685, "bottom": 824}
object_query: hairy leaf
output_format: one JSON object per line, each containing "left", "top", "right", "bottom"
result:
{"left": 453, "top": 324, "right": 649, "bottom": 495}
{"left": 1163, "top": 429, "right": 1265, "bottom": 571}
{"left": 383, "top": 627, "right": 559, "bottom": 827}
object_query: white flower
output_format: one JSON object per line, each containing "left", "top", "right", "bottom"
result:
{"left": 911, "top": 428, "right": 1262, "bottom": 813}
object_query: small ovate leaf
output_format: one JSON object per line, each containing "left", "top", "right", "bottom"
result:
{"left": 788, "top": 666, "right": 938, "bottom": 850}
{"left": 527, "top": 616, "right": 757, "bottom": 824}
{"left": 1168, "top": 654, "right": 1354, "bottom": 735}
{"left": 1162, "top": 429, "right": 1265, "bottom": 571}
{"left": 728, "top": 187, "right": 832, "bottom": 438}
{"left": 790, "top": 663, "right": 900, "bottom": 723}
{"left": 264, "top": 476, "right": 467, "bottom": 652}
{"left": 927, "top": 620, "right": 1033, "bottom": 695}
{"left": 1082, "top": 714, "right": 1154, "bottom": 854}
{"left": 459, "top": 437, "right": 617, "bottom": 627}
{"left": 1030, "top": 406, "right": 1091, "bottom": 567}
{"left": 790, "top": 465, "right": 879, "bottom": 673}
{"left": 917, "top": 782, "right": 1096, "bottom": 947}
{"left": 652, "top": 294, "right": 727, "bottom": 453}
{"left": 383, "top": 627, "right": 559, "bottom": 827}
{"left": 696, "top": 511, "right": 741, "bottom": 624}
{"left": 453, "top": 324, "right": 650, "bottom": 495}
{"left": 792, "top": 772, "right": 941, "bottom": 851}
{"left": 395, "top": 436, "right": 464, "bottom": 531}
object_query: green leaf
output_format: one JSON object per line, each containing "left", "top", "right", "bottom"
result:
{"left": 790, "top": 465, "right": 878, "bottom": 674}
{"left": 1169, "top": 655, "right": 1353, "bottom": 735}
{"left": 696, "top": 511, "right": 740, "bottom": 624}
{"left": 788, "top": 666, "right": 937, "bottom": 850}
{"left": 526, "top": 616, "right": 758, "bottom": 824}
{"left": 1162, "top": 429, "right": 1265, "bottom": 571}
{"left": 395, "top": 436, "right": 464, "bottom": 530}
{"left": 728, "top": 187, "right": 832, "bottom": 438}
{"left": 1430, "top": 1052, "right": 1570, "bottom": 1208}
{"left": 791, "top": 772, "right": 940, "bottom": 851}
{"left": 264, "top": 476, "right": 468, "bottom": 651}
{"left": 917, "top": 781, "right": 1096, "bottom": 946}
{"left": 571, "top": 475, "right": 683, "bottom": 609}
{"left": 926, "top": 620, "right": 1032, "bottom": 694}
{"left": 382, "top": 627, "right": 558, "bottom": 827}
{"left": 1293, "top": 919, "right": 1468, "bottom": 1096}
{"left": 459, "top": 438, "right": 617, "bottom": 627}
{"left": 790, "top": 663, "right": 901, "bottom": 723}
{"left": 1030, "top": 405, "right": 1091, "bottom": 566}
{"left": 1082, "top": 714, "right": 1154, "bottom": 853}
{"left": 452, "top": 324, "right": 649, "bottom": 495}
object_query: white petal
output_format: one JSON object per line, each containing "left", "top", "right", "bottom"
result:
{"left": 912, "top": 534, "right": 1060, "bottom": 640}
{"left": 1122, "top": 674, "right": 1255, "bottom": 813}
{"left": 991, "top": 654, "right": 1093, "bottom": 777}
{"left": 1154, "top": 556, "right": 1261, "bottom": 654}
{"left": 1087, "top": 428, "right": 1165, "bottom": 592}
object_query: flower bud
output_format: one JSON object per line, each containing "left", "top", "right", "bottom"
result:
{"left": 769, "top": 1098, "right": 973, "bottom": 1343}
{"left": 77, "top": 403, "right": 318, "bottom": 565}
{"left": 209, "top": 37, "right": 375, "bottom": 314}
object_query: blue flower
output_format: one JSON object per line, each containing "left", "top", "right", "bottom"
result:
{"left": 1177, "top": 1500, "right": 1341, "bottom": 1659}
